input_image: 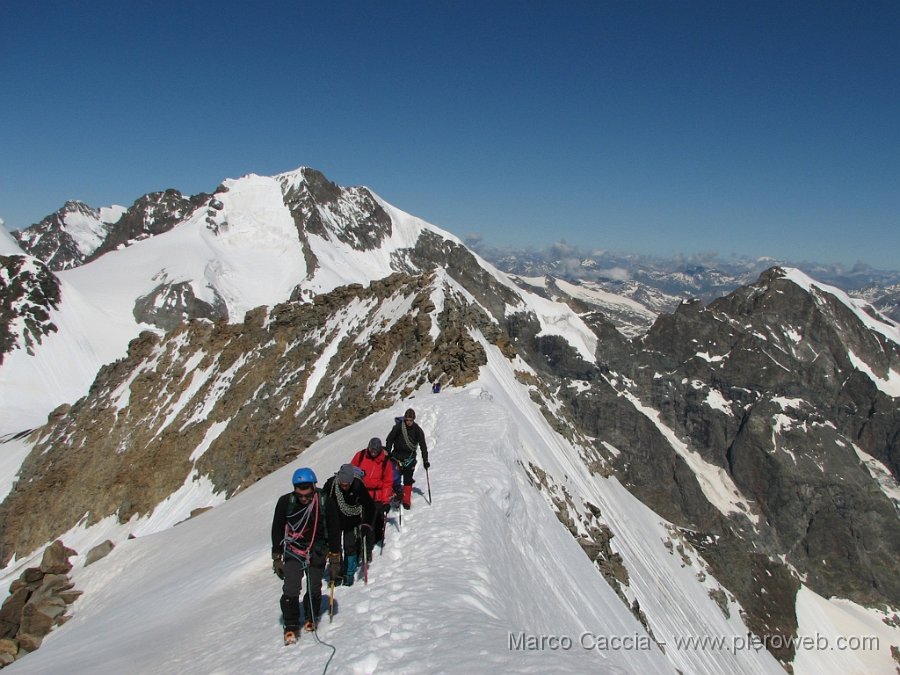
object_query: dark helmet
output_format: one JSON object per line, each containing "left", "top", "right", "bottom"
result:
{"left": 367, "top": 437, "right": 383, "bottom": 456}
{"left": 404, "top": 408, "right": 416, "bottom": 420}
{"left": 292, "top": 467, "right": 317, "bottom": 486}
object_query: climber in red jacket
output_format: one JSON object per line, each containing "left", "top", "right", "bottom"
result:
{"left": 350, "top": 437, "right": 395, "bottom": 556}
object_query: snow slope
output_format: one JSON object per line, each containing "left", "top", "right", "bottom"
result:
{"left": 4, "top": 353, "right": 798, "bottom": 674}
{"left": 0, "top": 228, "right": 23, "bottom": 256}
{"left": 0, "top": 275, "right": 130, "bottom": 432}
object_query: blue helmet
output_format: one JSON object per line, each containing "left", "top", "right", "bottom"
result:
{"left": 292, "top": 467, "right": 317, "bottom": 486}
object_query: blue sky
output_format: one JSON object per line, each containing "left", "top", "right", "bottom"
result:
{"left": 2, "top": 1, "right": 898, "bottom": 270}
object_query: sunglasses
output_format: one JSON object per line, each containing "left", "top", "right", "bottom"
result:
{"left": 294, "top": 489, "right": 314, "bottom": 500}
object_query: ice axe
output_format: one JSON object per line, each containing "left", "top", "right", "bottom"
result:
{"left": 426, "top": 467, "right": 432, "bottom": 505}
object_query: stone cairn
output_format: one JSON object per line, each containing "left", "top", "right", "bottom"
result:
{"left": 0, "top": 540, "right": 81, "bottom": 667}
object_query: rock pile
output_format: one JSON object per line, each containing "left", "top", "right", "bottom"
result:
{"left": 0, "top": 540, "right": 80, "bottom": 667}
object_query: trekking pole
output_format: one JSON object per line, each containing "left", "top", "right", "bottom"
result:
{"left": 363, "top": 532, "right": 369, "bottom": 585}
{"left": 328, "top": 565, "right": 335, "bottom": 623}
{"left": 426, "top": 467, "right": 432, "bottom": 505}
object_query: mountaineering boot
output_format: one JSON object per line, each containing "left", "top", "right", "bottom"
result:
{"left": 304, "top": 620, "right": 317, "bottom": 632}
{"left": 344, "top": 555, "right": 358, "bottom": 586}
{"left": 283, "top": 629, "right": 298, "bottom": 646}
{"left": 402, "top": 484, "right": 412, "bottom": 510}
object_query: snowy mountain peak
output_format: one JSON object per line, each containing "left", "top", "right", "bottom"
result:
{"left": 12, "top": 201, "right": 110, "bottom": 270}
{"left": 272, "top": 164, "right": 322, "bottom": 187}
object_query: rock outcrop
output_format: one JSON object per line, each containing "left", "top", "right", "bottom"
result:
{"left": 0, "top": 541, "right": 81, "bottom": 667}
{"left": 0, "top": 256, "right": 61, "bottom": 363}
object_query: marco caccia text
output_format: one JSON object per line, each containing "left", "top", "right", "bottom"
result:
{"left": 508, "top": 631, "right": 653, "bottom": 652}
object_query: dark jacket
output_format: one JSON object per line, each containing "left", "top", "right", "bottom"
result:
{"left": 386, "top": 419, "right": 428, "bottom": 467}
{"left": 271, "top": 489, "right": 327, "bottom": 560}
{"left": 323, "top": 476, "right": 376, "bottom": 554}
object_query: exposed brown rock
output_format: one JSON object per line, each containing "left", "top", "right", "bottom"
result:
{"left": 84, "top": 540, "right": 115, "bottom": 566}
{"left": 39, "top": 541, "right": 77, "bottom": 574}
{"left": 0, "top": 540, "right": 79, "bottom": 668}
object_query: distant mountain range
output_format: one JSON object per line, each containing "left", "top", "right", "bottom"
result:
{"left": 474, "top": 243, "right": 900, "bottom": 331}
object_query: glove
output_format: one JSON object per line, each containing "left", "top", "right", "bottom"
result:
{"left": 272, "top": 556, "right": 284, "bottom": 579}
{"left": 381, "top": 503, "right": 391, "bottom": 516}
{"left": 423, "top": 460, "right": 430, "bottom": 469}
{"left": 327, "top": 552, "right": 342, "bottom": 566}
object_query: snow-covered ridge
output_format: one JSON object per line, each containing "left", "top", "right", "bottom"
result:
{"left": 781, "top": 267, "right": 900, "bottom": 397}
{"left": 781, "top": 267, "right": 900, "bottom": 345}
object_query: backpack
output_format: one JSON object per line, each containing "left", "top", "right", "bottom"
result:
{"left": 352, "top": 449, "right": 394, "bottom": 492}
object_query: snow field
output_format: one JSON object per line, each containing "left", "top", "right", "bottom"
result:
{"left": 8, "top": 383, "right": 671, "bottom": 674}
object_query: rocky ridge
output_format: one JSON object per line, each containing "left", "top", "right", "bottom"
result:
{"left": 13, "top": 192, "right": 208, "bottom": 272}
{"left": 0, "top": 272, "right": 493, "bottom": 562}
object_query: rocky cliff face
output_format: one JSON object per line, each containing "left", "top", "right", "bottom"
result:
{"left": 0, "top": 256, "right": 61, "bottom": 364}
{"left": 279, "top": 168, "right": 393, "bottom": 253}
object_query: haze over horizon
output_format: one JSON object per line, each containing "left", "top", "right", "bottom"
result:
{"left": 2, "top": 1, "right": 898, "bottom": 270}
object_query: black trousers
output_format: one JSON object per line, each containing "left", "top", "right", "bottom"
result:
{"left": 339, "top": 526, "right": 362, "bottom": 557}
{"left": 280, "top": 549, "right": 325, "bottom": 629}
{"left": 398, "top": 461, "right": 416, "bottom": 486}
{"left": 370, "top": 504, "right": 389, "bottom": 548}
